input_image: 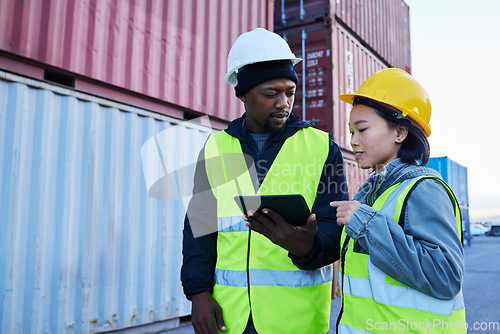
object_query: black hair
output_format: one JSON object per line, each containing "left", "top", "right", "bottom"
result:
{"left": 353, "top": 97, "right": 430, "bottom": 166}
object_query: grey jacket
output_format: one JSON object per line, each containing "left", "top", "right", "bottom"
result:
{"left": 345, "top": 159, "right": 464, "bottom": 300}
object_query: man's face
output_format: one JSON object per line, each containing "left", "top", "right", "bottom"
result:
{"left": 240, "top": 78, "right": 296, "bottom": 134}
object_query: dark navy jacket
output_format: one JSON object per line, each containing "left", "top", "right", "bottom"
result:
{"left": 181, "top": 113, "right": 349, "bottom": 299}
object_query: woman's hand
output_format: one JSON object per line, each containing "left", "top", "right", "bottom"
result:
{"left": 330, "top": 201, "right": 362, "bottom": 226}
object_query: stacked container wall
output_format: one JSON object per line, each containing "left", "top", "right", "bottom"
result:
{"left": 332, "top": 0, "right": 411, "bottom": 72}
{"left": 275, "top": 0, "right": 411, "bottom": 72}
{"left": 274, "top": 0, "right": 330, "bottom": 29}
{"left": 0, "top": 0, "right": 273, "bottom": 124}
{"left": 280, "top": 23, "right": 334, "bottom": 133}
{"left": 278, "top": 22, "right": 385, "bottom": 151}
{"left": 0, "top": 71, "right": 217, "bottom": 333}
{"left": 331, "top": 24, "right": 386, "bottom": 150}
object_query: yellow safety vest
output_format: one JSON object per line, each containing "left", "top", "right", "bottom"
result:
{"left": 338, "top": 175, "right": 466, "bottom": 334}
{"left": 204, "top": 127, "right": 332, "bottom": 334}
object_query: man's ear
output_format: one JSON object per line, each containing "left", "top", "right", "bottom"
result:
{"left": 395, "top": 125, "right": 408, "bottom": 143}
{"left": 238, "top": 95, "right": 246, "bottom": 103}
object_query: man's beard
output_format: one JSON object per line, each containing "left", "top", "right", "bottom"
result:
{"left": 264, "top": 118, "right": 286, "bottom": 135}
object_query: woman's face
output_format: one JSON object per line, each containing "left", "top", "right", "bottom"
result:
{"left": 349, "top": 104, "right": 405, "bottom": 174}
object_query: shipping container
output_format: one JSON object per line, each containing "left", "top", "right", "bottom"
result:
{"left": 0, "top": 0, "right": 273, "bottom": 124}
{"left": 333, "top": 0, "right": 411, "bottom": 72}
{"left": 0, "top": 71, "right": 216, "bottom": 333}
{"left": 275, "top": 0, "right": 411, "bottom": 72}
{"left": 274, "top": 0, "right": 330, "bottom": 28}
{"left": 427, "top": 156, "right": 469, "bottom": 207}
{"left": 459, "top": 206, "right": 472, "bottom": 246}
{"left": 277, "top": 21, "right": 385, "bottom": 151}
{"left": 427, "top": 156, "right": 470, "bottom": 246}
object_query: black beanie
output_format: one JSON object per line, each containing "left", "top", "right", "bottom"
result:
{"left": 234, "top": 60, "right": 299, "bottom": 97}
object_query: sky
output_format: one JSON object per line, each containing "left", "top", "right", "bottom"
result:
{"left": 403, "top": 0, "right": 500, "bottom": 220}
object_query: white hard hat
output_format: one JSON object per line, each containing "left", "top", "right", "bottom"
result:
{"left": 225, "top": 28, "right": 302, "bottom": 85}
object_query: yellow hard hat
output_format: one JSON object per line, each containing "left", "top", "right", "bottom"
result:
{"left": 339, "top": 68, "right": 432, "bottom": 137}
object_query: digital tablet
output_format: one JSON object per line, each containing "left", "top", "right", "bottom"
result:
{"left": 234, "top": 194, "right": 310, "bottom": 226}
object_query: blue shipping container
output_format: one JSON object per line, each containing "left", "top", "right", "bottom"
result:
{"left": 427, "top": 156, "right": 471, "bottom": 245}
{"left": 427, "top": 156, "right": 469, "bottom": 206}
{"left": 460, "top": 206, "right": 472, "bottom": 246}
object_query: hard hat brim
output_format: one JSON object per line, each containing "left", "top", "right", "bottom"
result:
{"left": 338, "top": 93, "right": 431, "bottom": 137}
{"left": 338, "top": 93, "right": 356, "bottom": 105}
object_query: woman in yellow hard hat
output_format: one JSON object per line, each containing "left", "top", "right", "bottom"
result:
{"left": 331, "top": 68, "right": 466, "bottom": 334}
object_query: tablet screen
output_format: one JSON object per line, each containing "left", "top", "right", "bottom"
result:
{"left": 234, "top": 194, "right": 310, "bottom": 226}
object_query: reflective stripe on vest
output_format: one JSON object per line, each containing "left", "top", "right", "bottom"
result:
{"left": 338, "top": 175, "right": 466, "bottom": 334}
{"left": 215, "top": 265, "right": 333, "bottom": 287}
{"left": 217, "top": 216, "right": 248, "bottom": 232}
{"left": 340, "top": 263, "right": 465, "bottom": 314}
{"left": 205, "top": 127, "right": 332, "bottom": 334}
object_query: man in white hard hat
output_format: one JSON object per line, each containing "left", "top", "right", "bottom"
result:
{"left": 181, "top": 28, "right": 349, "bottom": 334}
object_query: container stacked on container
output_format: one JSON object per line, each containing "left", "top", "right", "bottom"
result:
{"left": 427, "top": 157, "right": 471, "bottom": 246}
{"left": 0, "top": 0, "right": 273, "bottom": 333}
{"left": 274, "top": 0, "right": 412, "bottom": 197}
{"left": 0, "top": 0, "right": 275, "bottom": 127}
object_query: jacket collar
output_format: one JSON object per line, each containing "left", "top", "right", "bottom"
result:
{"left": 354, "top": 159, "right": 442, "bottom": 202}
{"left": 224, "top": 113, "right": 311, "bottom": 143}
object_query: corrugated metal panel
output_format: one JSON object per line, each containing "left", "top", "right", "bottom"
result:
{"left": 279, "top": 23, "right": 334, "bottom": 133}
{"left": 275, "top": 0, "right": 411, "bottom": 72}
{"left": 331, "top": 24, "right": 386, "bottom": 150}
{"left": 427, "top": 156, "right": 469, "bottom": 206}
{"left": 333, "top": 0, "right": 411, "bottom": 72}
{"left": 0, "top": 0, "right": 272, "bottom": 123}
{"left": 277, "top": 23, "right": 385, "bottom": 150}
{"left": 0, "top": 72, "right": 214, "bottom": 333}
{"left": 274, "top": 0, "right": 330, "bottom": 29}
